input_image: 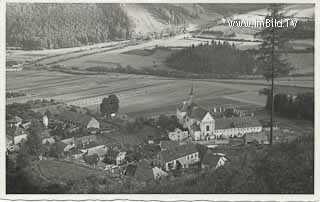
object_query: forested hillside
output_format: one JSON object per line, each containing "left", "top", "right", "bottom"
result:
{"left": 6, "top": 3, "right": 131, "bottom": 49}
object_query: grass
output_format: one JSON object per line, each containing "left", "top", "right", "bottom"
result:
{"left": 36, "top": 160, "right": 104, "bottom": 182}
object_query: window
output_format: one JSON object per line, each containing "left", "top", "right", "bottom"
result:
{"left": 206, "top": 125, "right": 210, "bottom": 131}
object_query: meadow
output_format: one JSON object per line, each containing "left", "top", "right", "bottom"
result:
{"left": 7, "top": 70, "right": 313, "bottom": 118}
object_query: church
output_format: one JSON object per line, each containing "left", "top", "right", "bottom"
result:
{"left": 176, "top": 85, "right": 263, "bottom": 141}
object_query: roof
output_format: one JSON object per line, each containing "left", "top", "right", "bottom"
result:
{"left": 87, "top": 145, "right": 107, "bottom": 157}
{"left": 75, "top": 135, "right": 97, "bottom": 144}
{"left": 159, "top": 141, "right": 179, "bottom": 151}
{"left": 187, "top": 105, "right": 208, "bottom": 121}
{"left": 60, "top": 110, "right": 96, "bottom": 126}
{"left": 215, "top": 117, "right": 262, "bottom": 130}
{"left": 202, "top": 153, "right": 221, "bottom": 167}
{"left": 159, "top": 143, "right": 198, "bottom": 163}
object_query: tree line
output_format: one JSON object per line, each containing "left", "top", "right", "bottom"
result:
{"left": 166, "top": 41, "right": 257, "bottom": 76}
{"left": 265, "top": 92, "right": 314, "bottom": 121}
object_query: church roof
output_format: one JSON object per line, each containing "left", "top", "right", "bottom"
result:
{"left": 187, "top": 105, "right": 209, "bottom": 121}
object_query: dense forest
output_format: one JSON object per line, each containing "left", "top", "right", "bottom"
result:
{"left": 166, "top": 41, "right": 256, "bottom": 76}
{"left": 6, "top": 3, "right": 132, "bottom": 49}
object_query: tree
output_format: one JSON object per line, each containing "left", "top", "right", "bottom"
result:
{"left": 26, "top": 120, "right": 43, "bottom": 156}
{"left": 255, "top": 4, "right": 291, "bottom": 145}
{"left": 100, "top": 94, "right": 120, "bottom": 117}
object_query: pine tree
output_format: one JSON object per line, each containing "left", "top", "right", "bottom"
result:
{"left": 255, "top": 4, "right": 291, "bottom": 145}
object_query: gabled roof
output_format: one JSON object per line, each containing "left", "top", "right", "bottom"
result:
{"left": 187, "top": 105, "right": 208, "bottom": 120}
{"left": 159, "top": 143, "right": 198, "bottom": 163}
{"left": 159, "top": 141, "right": 179, "bottom": 151}
{"left": 60, "top": 110, "right": 96, "bottom": 126}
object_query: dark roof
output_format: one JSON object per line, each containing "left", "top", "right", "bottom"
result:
{"left": 215, "top": 117, "right": 261, "bottom": 130}
{"left": 187, "top": 105, "right": 209, "bottom": 120}
{"left": 202, "top": 153, "right": 221, "bottom": 167}
{"left": 60, "top": 110, "right": 96, "bottom": 126}
{"left": 159, "top": 143, "right": 198, "bottom": 162}
{"left": 159, "top": 141, "right": 179, "bottom": 151}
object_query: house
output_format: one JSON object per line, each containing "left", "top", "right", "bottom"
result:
{"left": 157, "top": 143, "right": 199, "bottom": 171}
{"left": 7, "top": 116, "right": 23, "bottom": 127}
{"left": 67, "top": 148, "right": 83, "bottom": 160}
{"left": 6, "top": 126, "right": 29, "bottom": 148}
{"left": 116, "top": 151, "right": 127, "bottom": 165}
{"left": 20, "top": 121, "right": 31, "bottom": 129}
{"left": 83, "top": 144, "right": 108, "bottom": 160}
{"left": 201, "top": 152, "right": 229, "bottom": 170}
{"left": 168, "top": 128, "right": 189, "bottom": 141}
{"left": 59, "top": 110, "right": 100, "bottom": 129}
{"left": 177, "top": 86, "right": 262, "bottom": 141}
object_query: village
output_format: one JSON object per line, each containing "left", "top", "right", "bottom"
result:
{"left": 6, "top": 83, "right": 291, "bottom": 188}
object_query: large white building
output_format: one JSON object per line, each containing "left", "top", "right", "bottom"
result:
{"left": 177, "top": 86, "right": 262, "bottom": 141}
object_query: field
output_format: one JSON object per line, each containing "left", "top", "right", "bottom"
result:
{"left": 6, "top": 70, "right": 313, "bottom": 118}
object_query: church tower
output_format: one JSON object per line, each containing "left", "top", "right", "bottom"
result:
{"left": 188, "top": 82, "right": 194, "bottom": 105}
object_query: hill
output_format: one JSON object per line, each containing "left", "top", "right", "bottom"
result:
{"left": 6, "top": 3, "right": 270, "bottom": 50}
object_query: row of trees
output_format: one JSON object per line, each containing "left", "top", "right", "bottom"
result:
{"left": 166, "top": 41, "right": 256, "bottom": 75}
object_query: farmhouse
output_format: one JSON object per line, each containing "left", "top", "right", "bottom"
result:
{"left": 157, "top": 143, "right": 199, "bottom": 171}
{"left": 177, "top": 86, "right": 262, "bottom": 141}
{"left": 59, "top": 110, "right": 100, "bottom": 129}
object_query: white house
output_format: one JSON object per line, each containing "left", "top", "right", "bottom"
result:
{"left": 116, "top": 151, "right": 127, "bottom": 165}
{"left": 168, "top": 128, "right": 189, "bottom": 141}
{"left": 157, "top": 143, "right": 199, "bottom": 171}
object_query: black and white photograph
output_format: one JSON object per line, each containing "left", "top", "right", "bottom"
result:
{"left": 3, "top": 1, "right": 317, "bottom": 196}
